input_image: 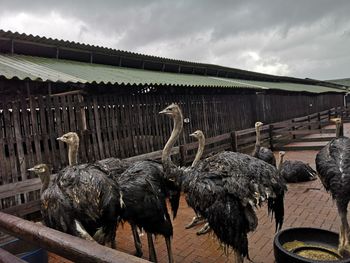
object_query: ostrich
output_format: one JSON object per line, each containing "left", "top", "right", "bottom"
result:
{"left": 316, "top": 117, "right": 350, "bottom": 256}
{"left": 55, "top": 132, "right": 123, "bottom": 248}
{"left": 252, "top": 121, "right": 276, "bottom": 166}
{"left": 279, "top": 151, "right": 317, "bottom": 183}
{"left": 117, "top": 160, "right": 180, "bottom": 263}
{"left": 160, "top": 104, "right": 287, "bottom": 263}
{"left": 185, "top": 130, "right": 210, "bottom": 235}
{"left": 27, "top": 164, "right": 87, "bottom": 238}
{"left": 114, "top": 104, "right": 183, "bottom": 263}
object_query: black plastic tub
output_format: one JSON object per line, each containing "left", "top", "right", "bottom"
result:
{"left": 0, "top": 238, "right": 48, "bottom": 263}
{"left": 274, "top": 227, "right": 350, "bottom": 263}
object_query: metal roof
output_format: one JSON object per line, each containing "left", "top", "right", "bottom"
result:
{"left": 0, "top": 54, "right": 343, "bottom": 93}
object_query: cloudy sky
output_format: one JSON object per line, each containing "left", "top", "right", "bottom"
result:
{"left": 0, "top": 0, "right": 349, "bottom": 80}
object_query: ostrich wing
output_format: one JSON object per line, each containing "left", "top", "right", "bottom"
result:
{"left": 316, "top": 137, "right": 350, "bottom": 197}
{"left": 41, "top": 184, "right": 73, "bottom": 233}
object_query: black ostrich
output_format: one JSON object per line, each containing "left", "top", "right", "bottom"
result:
{"left": 27, "top": 164, "right": 87, "bottom": 238}
{"left": 185, "top": 130, "right": 210, "bottom": 235}
{"left": 316, "top": 117, "right": 350, "bottom": 255}
{"left": 54, "top": 132, "right": 123, "bottom": 247}
{"left": 252, "top": 121, "right": 276, "bottom": 166}
{"left": 118, "top": 160, "right": 179, "bottom": 263}
{"left": 116, "top": 103, "right": 182, "bottom": 263}
{"left": 160, "top": 105, "right": 287, "bottom": 263}
{"left": 279, "top": 151, "right": 317, "bottom": 183}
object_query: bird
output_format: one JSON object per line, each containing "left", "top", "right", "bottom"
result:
{"left": 316, "top": 117, "right": 350, "bottom": 256}
{"left": 185, "top": 130, "right": 211, "bottom": 235}
{"left": 27, "top": 164, "right": 86, "bottom": 239}
{"left": 115, "top": 103, "right": 182, "bottom": 263}
{"left": 252, "top": 121, "right": 276, "bottom": 166}
{"left": 54, "top": 132, "right": 124, "bottom": 248}
{"left": 159, "top": 104, "right": 287, "bottom": 263}
{"left": 117, "top": 160, "right": 180, "bottom": 263}
{"left": 279, "top": 151, "right": 317, "bottom": 183}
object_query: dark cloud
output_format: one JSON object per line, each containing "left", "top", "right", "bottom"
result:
{"left": 0, "top": 0, "right": 349, "bottom": 79}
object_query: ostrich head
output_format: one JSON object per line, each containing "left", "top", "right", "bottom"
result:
{"left": 190, "top": 130, "right": 205, "bottom": 168}
{"left": 57, "top": 132, "right": 79, "bottom": 145}
{"left": 159, "top": 103, "right": 184, "bottom": 175}
{"left": 330, "top": 117, "right": 342, "bottom": 138}
{"left": 57, "top": 132, "right": 79, "bottom": 166}
{"left": 190, "top": 130, "right": 205, "bottom": 140}
{"left": 255, "top": 122, "right": 263, "bottom": 129}
{"left": 28, "top": 164, "right": 50, "bottom": 194}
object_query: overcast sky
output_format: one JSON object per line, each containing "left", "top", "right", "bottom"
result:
{"left": 0, "top": 0, "right": 349, "bottom": 80}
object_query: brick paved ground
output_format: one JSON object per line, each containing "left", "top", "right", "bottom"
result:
{"left": 49, "top": 123, "right": 349, "bottom": 263}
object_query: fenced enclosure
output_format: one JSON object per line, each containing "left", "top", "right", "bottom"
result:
{"left": 0, "top": 87, "right": 345, "bottom": 222}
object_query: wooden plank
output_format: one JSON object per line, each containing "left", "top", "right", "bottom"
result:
{"left": 93, "top": 97, "right": 104, "bottom": 160}
{"left": 35, "top": 96, "right": 50, "bottom": 165}
{"left": 0, "top": 212, "right": 149, "bottom": 263}
{"left": 275, "top": 145, "right": 325, "bottom": 151}
{"left": 52, "top": 96, "right": 67, "bottom": 167}
{"left": 85, "top": 97, "right": 99, "bottom": 161}
{"left": 2, "top": 200, "right": 41, "bottom": 217}
{"left": 0, "top": 247, "right": 26, "bottom": 263}
{"left": 12, "top": 101, "right": 26, "bottom": 181}
{"left": 67, "top": 95, "right": 76, "bottom": 131}
{"left": 276, "top": 129, "right": 335, "bottom": 135}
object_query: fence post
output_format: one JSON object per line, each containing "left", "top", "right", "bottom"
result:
{"left": 230, "top": 131, "right": 238, "bottom": 152}
{"left": 269, "top": 125, "right": 274, "bottom": 151}
{"left": 317, "top": 112, "right": 321, "bottom": 129}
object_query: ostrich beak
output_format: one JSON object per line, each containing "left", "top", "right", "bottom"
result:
{"left": 189, "top": 132, "right": 195, "bottom": 137}
{"left": 27, "top": 167, "right": 36, "bottom": 172}
{"left": 57, "top": 136, "right": 64, "bottom": 141}
{"left": 159, "top": 109, "right": 167, "bottom": 114}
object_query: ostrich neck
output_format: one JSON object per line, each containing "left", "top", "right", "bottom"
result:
{"left": 192, "top": 137, "right": 205, "bottom": 168}
{"left": 277, "top": 156, "right": 284, "bottom": 171}
{"left": 39, "top": 171, "right": 50, "bottom": 195}
{"left": 162, "top": 113, "right": 183, "bottom": 171}
{"left": 68, "top": 142, "right": 79, "bottom": 166}
{"left": 255, "top": 127, "right": 261, "bottom": 146}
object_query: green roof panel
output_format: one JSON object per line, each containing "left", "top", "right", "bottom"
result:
{"left": 0, "top": 54, "right": 343, "bottom": 94}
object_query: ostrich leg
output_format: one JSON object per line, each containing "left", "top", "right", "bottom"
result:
{"left": 131, "top": 224, "right": 143, "bottom": 257}
{"left": 74, "top": 220, "right": 96, "bottom": 242}
{"left": 185, "top": 214, "right": 205, "bottom": 229}
{"left": 196, "top": 222, "right": 211, "bottom": 235}
{"left": 165, "top": 236, "right": 174, "bottom": 263}
{"left": 337, "top": 201, "right": 350, "bottom": 256}
{"left": 233, "top": 249, "right": 244, "bottom": 263}
{"left": 147, "top": 233, "right": 157, "bottom": 262}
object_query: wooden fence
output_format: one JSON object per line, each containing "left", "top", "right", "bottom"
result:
{"left": 0, "top": 91, "right": 343, "bottom": 215}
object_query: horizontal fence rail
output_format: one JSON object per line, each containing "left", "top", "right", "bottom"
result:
{"left": 0, "top": 212, "right": 148, "bottom": 263}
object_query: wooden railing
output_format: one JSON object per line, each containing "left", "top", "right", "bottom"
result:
{"left": 0, "top": 212, "right": 148, "bottom": 263}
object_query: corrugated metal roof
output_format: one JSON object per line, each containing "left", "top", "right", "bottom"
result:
{"left": 0, "top": 54, "right": 343, "bottom": 93}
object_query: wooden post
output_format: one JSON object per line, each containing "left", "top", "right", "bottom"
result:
{"left": 230, "top": 131, "right": 238, "bottom": 152}
{"left": 317, "top": 113, "right": 321, "bottom": 129}
{"left": 269, "top": 125, "right": 274, "bottom": 151}
{"left": 78, "top": 94, "right": 87, "bottom": 131}
{"left": 0, "top": 212, "right": 148, "bottom": 263}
